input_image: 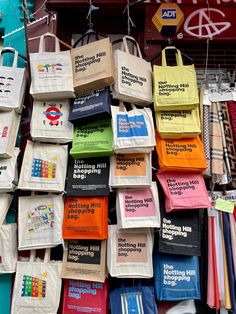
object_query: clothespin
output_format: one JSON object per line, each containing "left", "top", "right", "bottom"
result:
{"left": 215, "top": 73, "right": 222, "bottom": 91}
{"left": 86, "top": 0, "right": 99, "bottom": 27}
{"left": 227, "top": 70, "right": 235, "bottom": 88}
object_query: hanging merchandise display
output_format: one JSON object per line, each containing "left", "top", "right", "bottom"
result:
{"left": 111, "top": 103, "right": 156, "bottom": 153}
{"left": 71, "top": 37, "right": 114, "bottom": 95}
{"left": 116, "top": 182, "right": 160, "bottom": 229}
{"left": 0, "top": 223, "right": 17, "bottom": 274}
{"left": 69, "top": 87, "right": 112, "bottom": 125}
{"left": 30, "top": 99, "right": 73, "bottom": 143}
{"left": 112, "top": 36, "right": 152, "bottom": 106}
{"left": 0, "top": 148, "right": 19, "bottom": 192}
{"left": 70, "top": 118, "right": 113, "bottom": 159}
{"left": 61, "top": 239, "right": 107, "bottom": 283}
{"left": 18, "top": 194, "right": 64, "bottom": 250}
{"left": 29, "top": 33, "right": 75, "bottom": 100}
{"left": 66, "top": 156, "right": 110, "bottom": 196}
{"left": 0, "top": 193, "right": 13, "bottom": 226}
{"left": 153, "top": 47, "right": 199, "bottom": 111}
{"left": 0, "top": 48, "right": 26, "bottom": 112}
{"left": 18, "top": 141, "right": 68, "bottom": 192}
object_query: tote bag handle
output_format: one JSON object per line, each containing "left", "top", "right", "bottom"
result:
{"left": 29, "top": 248, "right": 51, "bottom": 262}
{"left": 161, "top": 46, "right": 183, "bottom": 66}
{"left": 0, "top": 47, "right": 19, "bottom": 68}
{"left": 39, "top": 32, "right": 60, "bottom": 53}
{"left": 122, "top": 36, "right": 142, "bottom": 59}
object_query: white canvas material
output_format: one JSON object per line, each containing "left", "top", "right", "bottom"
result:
{"left": 0, "top": 223, "right": 17, "bottom": 273}
{"left": 18, "top": 194, "right": 64, "bottom": 250}
{"left": 0, "top": 47, "right": 26, "bottom": 112}
{"left": 0, "top": 193, "right": 13, "bottom": 226}
{"left": 11, "top": 249, "right": 62, "bottom": 314}
{"left": 29, "top": 33, "right": 75, "bottom": 100}
{"left": 31, "top": 99, "right": 73, "bottom": 143}
{"left": 0, "top": 148, "right": 19, "bottom": 192}
{"left": 18, "top": 141, "right": 68, "bottom": 192}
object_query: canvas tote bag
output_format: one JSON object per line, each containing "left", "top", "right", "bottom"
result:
{"left": 111, "top": 102, "right": 156, "bottom": 153}
{"left": 31, "top": 99, "right": 73, "bottom": 143}
{"left": 153, "top": 46, "right": 199, "bottom": 111}
{"left": 18, "top": 141, "right": 68, "bottom": 192}
{"left": 0, "top": 147, "right": 19, "bottom": 192}
{"left": 0, "top": 223, "right": 17, "bottom": 273}
{"left": 0, "top": 193, "right": 13, "bottom": 226}
{"left": 30, "top": 33, "right": 75, "bottom": 100}
{"left": 61, "top": 239, "right": 107, "bottom": 283}
{"left": 11, "top": 249, "right": 62, "bottom": 314}
{"left": 71, "top": 37, "right": 114, "bottom": 95}
{"left": 18, "top": 194, "right": 64, "bottom": 251}
{"left": 0, "top": 47, "right": 26, "bottom": 112}
{"left": 107, "top": 225, "right": 154, "bottom": 278}
{"left": 112, "top": 36, "right": 153, "bottom": 106}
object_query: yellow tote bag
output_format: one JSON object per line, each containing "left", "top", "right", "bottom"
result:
{"left": 155, "top": 106, "right": 201, "bottom": 139}
{"left": 153, "top": 47, "right": 199, "bottom": 111}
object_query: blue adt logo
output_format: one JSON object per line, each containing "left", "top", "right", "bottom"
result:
{"left": 162, "top": 9, "right": 176, "bottom": 19}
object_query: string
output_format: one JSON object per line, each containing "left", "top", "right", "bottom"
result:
{"left": 30, "top": 0, "right": 48, "bottom": 17}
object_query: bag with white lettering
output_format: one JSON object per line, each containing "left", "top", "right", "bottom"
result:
{"left": 156, "top": 106, "right": 201, "bottom": 139}
{"left": 107, "top": 225, "right": 154, "bottom": 278}
{"left": 31, "top": 99, "right": 73, "bottom": 143}
{"left": 0, "top": 110, "right": 20, "bottom": 158}
{"left": 0, "top": 148, "right": 19, "bottom": 192}
{"left": 71, "top": 37, "right": 114, "bottom": 95}
{"left": 116, "top": 182, "right": 160, "bottom": 229}
{"left": 109, "top": 153, "right": 152, "bottom": 188}
{"left": 30, "top": 33, "right": 75, "bottom": 100}
{"left": 158, "top": 209, "right": 201, "bottom": 256}
{"left": 63, "top": 279, "right": 109, "bottom": 314}
{"left": 11, "top": 249, "right": 62, "bottom": 314}
{"left": 69, "top": 87, "right": 112, "bottom": 125}
{"left": 112, "top": 36, "right": 152, "bottom": 106}
{"left": 157, "top": 172, "right": 210, "bottom": 212}
{"left": 111, "top": 103, "right": 156, "bottom": 153}
{"left": 110, "top": 285, "right": 158, "bottom": 314}
{"left": 18, "top": 141, "right": 68, "bottom": 192}
{"left": 61, "top": 239, "right": 107, "bottom": 282}
{"left": 66, "top": 156, "right": 110, "bottom": 196}
{"left": 154, "top": 252, "right": 200, "bottom": 300}
{"left": 0, "top": 223, "right": 17, "bottom": 273}
{"left": 18, "top": 194, "right": 64, "bottom": 250}
{"left": 0, "top": 47, "right": 26, "bottom": 112}
{"left": 153, "top": 47, "right": 199, "bottom": 111}
{"left": 0, "top": 193, "right": 13, "bottom": 226}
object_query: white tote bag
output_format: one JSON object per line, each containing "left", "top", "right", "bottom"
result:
{"left": 0, "top": 47, "right": 26, "bottom": 112}
{"left": 31, "top": 99, "right": 73, "bottom": 143}
{"left": 109, "top": 152, "right": 152, "bottom": 188}
{"left": 0, "top": 110, "right": 21, "bottom": 158}
{"left": 111, "top": 103, "right": 156, "bottom": 153}
{"left": 112, "top": 36, "right": 153, "bottom": 106}
{"left": 0, "top": 193, "right": 13, "bottom": 226}
{"left": 0, "top": 223, "right": 17, "bottom": 273}
{"left": 116, "top": 182, "right": 160, "bottom": 229}
{"left": 107, "top": 225, "right": 154, "bottom": 278}
{"left": 29, "top": 33, "right": 75, "bottom": 100}
{"left": 18, "top": 194, "right": 64, "bottom": 250}
{"left": 11, "top": 249, "right": 62, "bottom": 314}
{"left": 0, "top": 147, "right": 19, "bottom": 192}
{"left": 18, "top": 141, "right": 68, "bottom": 192}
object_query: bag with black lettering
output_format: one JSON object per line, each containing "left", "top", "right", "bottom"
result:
{"left": 154, "top": 252, "right": 200, "bottom": 300}
{"left": 61, "top": 239, "right": 107, "bottom": 282}
{"left": 63, "top": 279, "right": 109, "bottom": 314}
{"left": 18, "top": 141, "right": 68, "bottom": 192}
{"left": 70, "top": 119, "right": 113, "bottom": 159}
{"left": 112, "top": 36, "right": 152, "bottom": 106}
{"left": 116, "top": 182, "right": 160, "bottom": 229}
{"left": 155, "top": 107, "right": 201, "bottom": 139}
{"left": 0, "top": 148, "right": 19, "bottom": 192}
{"left": 109, "top": 153, "right": 152, "bottom": 188}
{"left": 69, "top": 87, "right": 112, "bottom": 125}
{"left": 71, "top": 37, "right": 114, "bottom": 95}
{"left": 66, "top": 155, "right": 110, "bottom": 196}
{"left": 153, "top": 47, "right": 199, "bottom": 111}
{"left": 18, "top": 194, "right": 64, "bottom": 250}
{"left": 111, "top": 102, "right": 156, "bottom": 153}
{"left": 0, "top": 223, "right": 17, "bottom": 273}
{"left": 110, "top": 285, "right": 158, "bottom": 314}
{"left": 31, "top": 99, "right": 73, "bottom": 143}
{"left": 0, "top": 193, "right": 13, "bottom": 226}
{"left": 107, "top": 225, "right": 154, "bottom": 278}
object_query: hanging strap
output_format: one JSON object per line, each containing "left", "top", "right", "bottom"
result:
{"left": 0, "top": 47, "right": 19, "bottom": 68}
{"left": 44, "top": 248, "right": 51, "bottom": 263}
{"left": 39, "top": 32, "right": 60, "bottom": 53}
{"left": 122, "top": 35, "right": 142, "bottom": 58}
{"left": 29, "top": 249, "right": 36, "bottom": 262}
{"left": 162, "top": 46, "right": 183, "bottom": 66}
{"left": 119, "top": 101, "right": 126, "bottom": 112}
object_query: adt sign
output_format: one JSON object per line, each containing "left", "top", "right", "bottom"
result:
{"left": 162, "top": 9, "right": 177, "bottom": 19}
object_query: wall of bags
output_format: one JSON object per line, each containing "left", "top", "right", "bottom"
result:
{"left": 0, "top": 16, "right": 236, "bottom": 314}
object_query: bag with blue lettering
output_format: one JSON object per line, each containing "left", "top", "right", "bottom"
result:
{"left": 110, "top": 285, "right": 158, "bottom": 314}
{"left": 154, "top": 252, "right": 200, "bottom": 301}
{"left": 69, "top": 87, "right": 111, "bottom": 125}
{"left": 111, "top": 102, "right": 156, "bottom": 153}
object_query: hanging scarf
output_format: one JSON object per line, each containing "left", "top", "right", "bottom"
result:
{"left": 227, "top": 101, "right": 236, "bottom": 147}
{"left": 203, "top": 105, "right": 211, "bottom": 177}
